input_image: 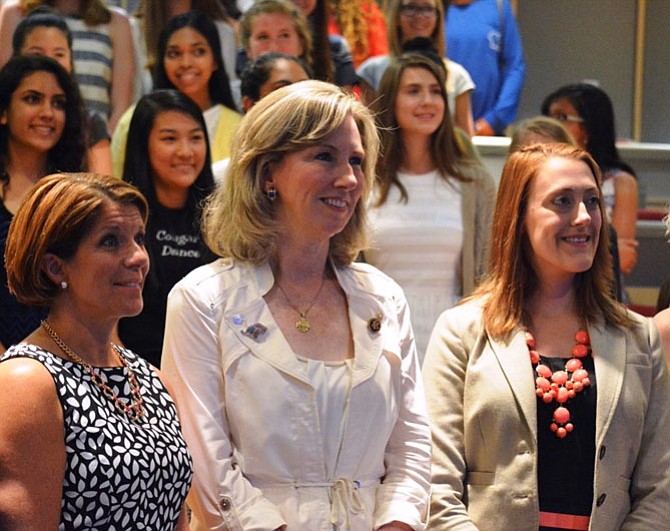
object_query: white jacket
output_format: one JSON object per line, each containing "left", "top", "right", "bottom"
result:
{"left": 162, "top": 259, "right": 431, "bottom": 531}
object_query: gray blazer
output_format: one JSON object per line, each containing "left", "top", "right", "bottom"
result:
{"left": 423, "top": 299, "right": 670, "bottom": 530}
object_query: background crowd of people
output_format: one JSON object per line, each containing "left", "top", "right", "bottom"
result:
{"left": 1, "top": 1, "right": 669, "bottom": 530}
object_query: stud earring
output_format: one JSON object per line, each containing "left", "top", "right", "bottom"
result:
{"left": 60, "top": 281, "right": 68, "bottom": 290}
{"left": 266, "top": 185, "right": 277, "bottom": 202}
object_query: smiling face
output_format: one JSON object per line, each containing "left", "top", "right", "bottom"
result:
{"left": 394, "top": 66, "right": 445, "bottom": 138}
{"left": 1, "top": 70, "right": 66, "bottom": 155}
{"left": 19, "top": 26, "right": 72, "bottom": 73}
{"left": 246, "top": 13, "right": 304, "bottom": 59}
{"left": 148, "top": 110, "right": 207, "bottom": 209}
{"left": 163, "top": 26, "right": 216, "bottom": 107}
{"left": 547, "top": 97, "right": 588, "bottom": 149}
{"left": 265, "top": 114, "right": 365, "bottom": 246}
{"left": 524, "top": 156, "right": 602, "bottom": 285}
{"left": 398, "top": 0, "right": 438, "bottom": 42}
{"left": 51, "top": 201, "right": 149, "bottom": 323}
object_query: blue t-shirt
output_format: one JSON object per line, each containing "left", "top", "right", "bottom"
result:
{"left": 446, "top": 0, "right": 526, "bottom": 133}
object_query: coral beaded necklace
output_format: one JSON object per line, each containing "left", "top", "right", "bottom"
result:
{"left": 526, "top": 329, "right": 592, "bottom": 438}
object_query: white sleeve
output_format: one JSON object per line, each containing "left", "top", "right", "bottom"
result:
{"left": 161, "top": 281, "right": 286, "bottom": 531}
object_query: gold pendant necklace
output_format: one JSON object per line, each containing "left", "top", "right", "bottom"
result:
{"left": 275, "top": 276, "right": 326, "bottom": 334}
{"left": 41, "top": 320, "right": 146, "bottom": 421}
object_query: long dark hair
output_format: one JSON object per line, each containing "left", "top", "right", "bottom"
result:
{"left": 12, "top": 6, "right": 73, "bottom": 58}
{"left": 541, "top": 83, "right": 635, "bottom": 176}
{"left": 306, "top": 0, "right": 334, "bottom": 82}
{"left": 123, "top": 89, "right": 215, "bottom": 216}
{"left": 373, "top": 53, "right": 472, "bottom": 205}
{"left": 0, "top": 55, "right": 85, "bottom": 183}
{"left": 153, "top": 10, "right": 237, "bottom": 111}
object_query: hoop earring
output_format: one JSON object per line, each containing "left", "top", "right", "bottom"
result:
{"left": 266, "top": 185, "right": 277, "bottom": 202}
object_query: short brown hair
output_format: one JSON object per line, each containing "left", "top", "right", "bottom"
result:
{"left": 6, "top": 173, "right": 148, "bottom": 307}
{"left": 202, "top": 80, "right": 379, "bottom": 267}
{"left": 471, "top": 143, "right": 631, "bottom": 338}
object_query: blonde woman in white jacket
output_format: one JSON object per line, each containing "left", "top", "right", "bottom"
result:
{"left": 162, "top": 80, "right": 431, "bottom": 531}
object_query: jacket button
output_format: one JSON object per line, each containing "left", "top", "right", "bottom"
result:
{"left": 220, "top": 496, "right": 232, "bottom": 511}
{"left": 596, "top": 493, "right": 607, "bottom": 506}
{"left": 599, "top": 446, "right": 606, "bottom": 459}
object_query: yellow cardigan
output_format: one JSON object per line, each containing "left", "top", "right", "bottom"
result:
{"left": 110, "top": 103, "right": 242, "bottom": 178}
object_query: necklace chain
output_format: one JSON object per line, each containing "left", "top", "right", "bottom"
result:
{"left": 275, "top": 277, "right": 326, "bottom": 333}
{"left": 41, "top": 320, "right": 146, "bottom": 421}
{"left": 526, "top": 328, "right": 592, "bottom": 439}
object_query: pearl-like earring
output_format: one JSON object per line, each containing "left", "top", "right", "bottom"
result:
{"left": 60, "top": 281, "right": 68, "bottom": 290}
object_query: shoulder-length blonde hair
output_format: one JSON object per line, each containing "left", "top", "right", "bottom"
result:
{"left": 386, "top": 0, "right": 445, "bottom": 57}
{"left": 21, "top": 0, "right": 111, "bottom": 25}
{"left": 373, "top": 53, "right": 472, "bottom": 205}
{"left": 202, "top": 80, "right": 379, "bottom": 267}
{"left": 472, "top": 143, "right": 631, "bottom": 339}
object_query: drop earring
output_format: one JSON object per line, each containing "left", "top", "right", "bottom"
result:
{"left": 266, "top": 185, "right": 277, "bottom": 202}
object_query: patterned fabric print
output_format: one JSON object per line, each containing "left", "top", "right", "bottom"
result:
{"left": 0, "top": 344, "right": 193, "bottom": 530}
{"left": 65, "top": 16, "right": 113, "bottom": 119}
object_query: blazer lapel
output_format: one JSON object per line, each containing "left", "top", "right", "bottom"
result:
{"left": 489, "top": 330, "right": 538, "bottom": 441}
{"left": 332, "top": 266, "right": 389, "bottom": 388}
{"left": 590, "top": 321, "right": 625, "bottom": 445}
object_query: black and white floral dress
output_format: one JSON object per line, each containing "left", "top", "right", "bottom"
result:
{"left": 0, "top": 343, "right": 193, "bottom": 530}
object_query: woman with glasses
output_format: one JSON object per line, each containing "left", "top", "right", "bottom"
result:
{"left": 357, "top": 0, "right": 475, "bottom": 135}
{"left": 541, "top": 83, "right": 639, "bottom": 277}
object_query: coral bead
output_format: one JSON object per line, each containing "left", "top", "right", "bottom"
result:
{"left": 536, "top": 388, "right": 544, "bottom": 397}
{"left": 568, "top": 390, "right": 576, "bottom": 399}
{"left": 525, "top": 332, "right": 536, "bottom": 348}
{"left": 536, "top": 364, "right": 552, "bottom": 378}
{"left": 573, "top": 382, "right": 584, "bottom": 393}
{"left": 536, "top": 377, "right": 551, "bottom": 391}
{"left": 566, "top": 358, "right": 583, "bottom": 372}
{"left": 543, "top": 392, "right": 554, "bottom": 404}
{"left": 552, "top": 370, "right": 568, "bottom": 385}
{"left": 553, "top": 406, "right": 570, "bottom": 424}
{"left": 566, "top": 423, "right": 574, "bottom": 432}
{"left": 575, "top": 330, "right": 590, "bottom": 344}
{"left": 550, "top": 422, "right": 558, "bottom": 432}
{"left": 572, "top": 344, "right": 589, "bottom": 358}
{"left": 556, "top": 387, "right": 569, "bottom": 403}
{"left": 573, "top": 369, "right": 588, "bottom": 382}
{"left": 557, "top": 427, "right": 567, "bottom": 438}
{"left": 582, "top": 378, "right": 591, "bottom": 387}
{"left": 529, "top": 350, "right": 540, "bottom": 364}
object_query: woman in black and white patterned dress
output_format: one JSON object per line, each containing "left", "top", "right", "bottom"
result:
{"left": 0, "top": 173, "right": 193, "bottom": 530}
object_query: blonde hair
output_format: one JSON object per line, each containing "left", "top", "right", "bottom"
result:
{"left": 20, "top": 0, "right": 111, "bottom": 26}
{"left": 202, "top": 80, "right": 379, "bottom": 267}
{"left": 386, "top": 0, "right": 445, "bottom": 57}
{"left": 240, "top": 0, "right": 312, "bottom": 68}
{"left": 470, "top": 143, "right": 631, "bottom": 339}
{"left": 6, "top": 173, "right": 148, "bottom": 307}
{"left": 509, "top": 115, "right": 577, "bottom": 153}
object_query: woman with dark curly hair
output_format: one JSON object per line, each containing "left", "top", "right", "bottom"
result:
{"left": 0, "top": 54, "right": 85, "bottom": 353}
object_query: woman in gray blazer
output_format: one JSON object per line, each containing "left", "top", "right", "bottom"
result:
{"left": 424, "top": 142, "right": 670, "bottom": 530}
